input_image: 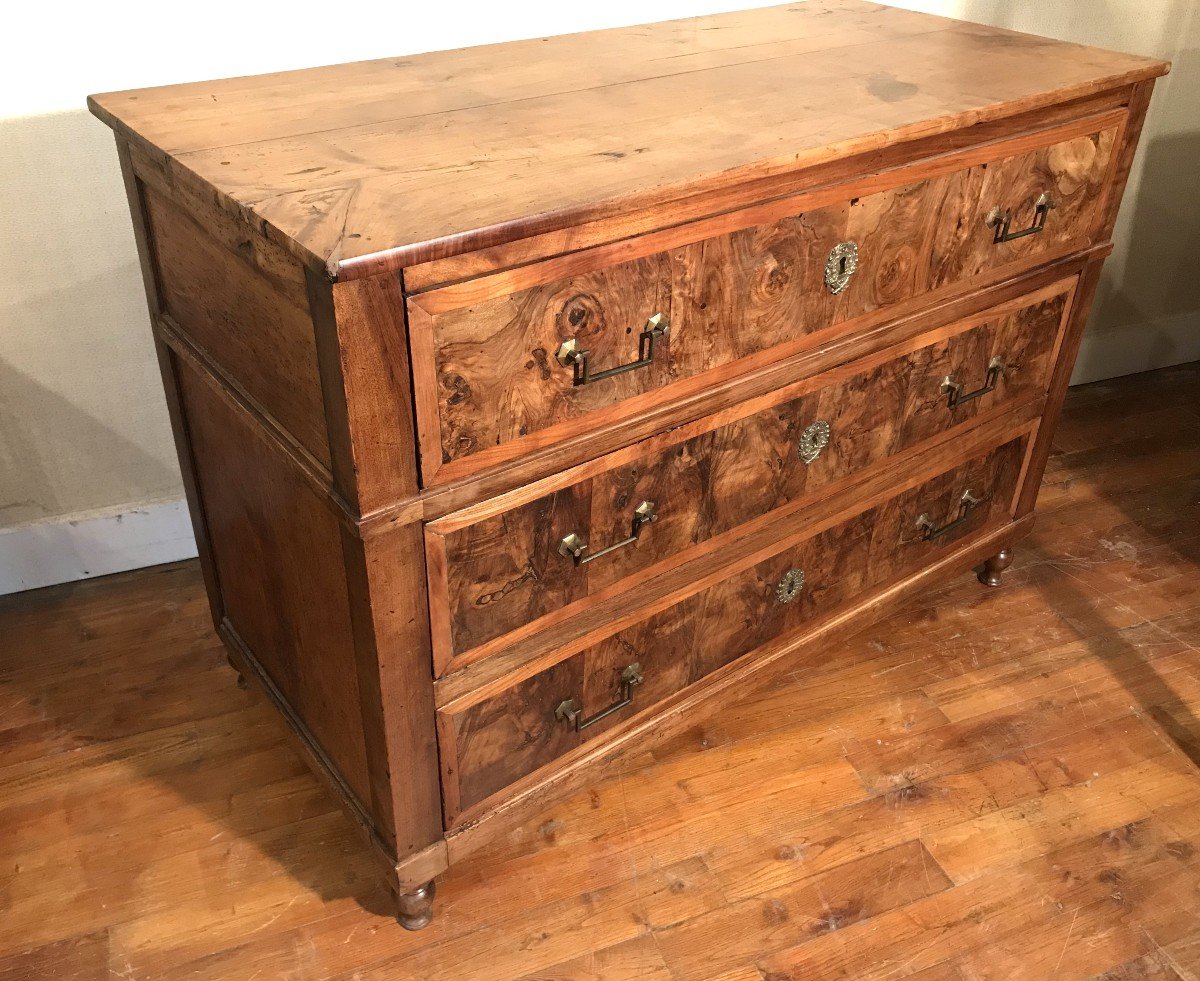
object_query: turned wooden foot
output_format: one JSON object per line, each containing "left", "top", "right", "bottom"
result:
{"left": 224, "top": 653, "right": 249, "bottom": 689}
{"left": 977, "top": 547, "right": 1014, "bottom": 587}
{"left": 396, "top": 880, "right": 436, "bottom": 930}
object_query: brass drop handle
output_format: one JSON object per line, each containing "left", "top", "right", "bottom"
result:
{"left": 942, "top": 357, "right": 1004, "bottom": 409}
{"left": 559, "top": 501, "right": 657, "bottom": 566}
{"left": 916, "top": 489, "right": 985, "bottom": 541}
{"left": 987, "top": 192, "right": 1054, "bottom": 243}
{"left": 556, "top": 663, "right": 643, "bottom": 732}
{"left": 555, "top": 313, "right": 668, "bottom": 387}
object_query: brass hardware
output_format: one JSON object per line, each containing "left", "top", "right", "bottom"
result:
{"left": 797, "top": 420, "right": 831, "bottom": 464}
{"left": 987, "top": 192, "right": 1054, "bottom": 243}
{"left": 555, "top": 313, "right": 668, "bottom": 386}
{"left": 916, "top": 490, "right": 985, "bottom": 541}
{"left": 555, "top": 663, "right": 643, "bottom": 732}
{"left": 942, "top": 357, "right": 1005, "bottom": 409}
{"left": 559, "top": 500, "right": 657, "bottom": 566}
{"left": 824, "top": 241, "right": 859, "bottom": 294}
{"left": 776, "top": 568, "right": 806, "bottom": 604}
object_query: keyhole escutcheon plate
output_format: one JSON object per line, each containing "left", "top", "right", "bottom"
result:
{"left": 797, "top": 420, "right": 831, "bottom": 465}
{"left": 824, "top": 241, "right": 859, "bottom": 295}
{"left": 776, "top": 568, "right": 806, "bottom": 604}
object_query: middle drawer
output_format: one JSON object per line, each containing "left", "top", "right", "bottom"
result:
{"left": 426, "top": 278, "right": 1074, "bottom": 673}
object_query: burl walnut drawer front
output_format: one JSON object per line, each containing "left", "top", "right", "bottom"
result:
{"left": 439, "top": 435, "right": 1028, "bottom": 822}
{"left": 425, "top": 279, "right": 1074, "bottom": 672}
{"left": 410, "top": 113, "right": 1120, "bottom": 484}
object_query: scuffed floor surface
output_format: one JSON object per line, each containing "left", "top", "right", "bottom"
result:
{"left": 2, "top": 362, "right": 1199, "bottom": 980}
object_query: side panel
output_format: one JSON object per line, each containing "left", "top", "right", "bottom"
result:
{"left": 176, "top": 362, "right": 373, "bottom": 807}
{"left": 140, "top": 178, "right": 331, "bottom": 471}
{"left": 118, "top": 138, "right": 437, "bottom": 870}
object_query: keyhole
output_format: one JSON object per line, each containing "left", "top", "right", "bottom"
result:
{"left": 838, "top": 254, "right": 848, "bottom": 276}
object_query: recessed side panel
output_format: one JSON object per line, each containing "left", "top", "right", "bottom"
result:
{"left": 175, "top": 359, "right": 372, "bottom": 809}
{"left": 142, "top": 181, "right": 332, "bottom": 470}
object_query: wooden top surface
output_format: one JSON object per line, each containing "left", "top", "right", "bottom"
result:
{"left": 89, "top": 0, "right": 1167, "bottom": 280}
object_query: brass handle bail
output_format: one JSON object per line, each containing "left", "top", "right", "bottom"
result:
{"left": 555, "top": 313, "right": 668, "bottom": 386}
{"left": 987, "top": 192, "right": 1054, "bottom": 243}
{"left": 915, "top": 489, "right": 985, "bottom": 541}
{"left": 555, "top": 663, "right": 643, "bottom": 732}
{"left": 559, "top": 501, "right": 657, "bottom": 566}
{"left": 942, "top": 357, "right": 1005, "bottom": 409}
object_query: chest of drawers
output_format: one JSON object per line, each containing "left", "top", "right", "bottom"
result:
{"left": 89, "top": 0, "right": 1167, "bottom": 928}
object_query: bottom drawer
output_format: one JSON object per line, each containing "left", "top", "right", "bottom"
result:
{"left": 441, "top": 435, "right": 1028, "bottom": 822}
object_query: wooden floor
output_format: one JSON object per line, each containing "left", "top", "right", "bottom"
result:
{"left": 2, "top": 363, "right": 1200, "bottom": 981}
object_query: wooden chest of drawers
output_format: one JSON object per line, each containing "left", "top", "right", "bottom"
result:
{"left": 89, "top": 1, "right": 1167, "bottom": 928}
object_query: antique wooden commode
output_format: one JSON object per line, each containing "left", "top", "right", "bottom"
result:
{"left": 89, "top": 1, "right": 1167, "bottom": 927}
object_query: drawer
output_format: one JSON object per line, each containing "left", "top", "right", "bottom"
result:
{"left": 425, "top": 279, "right": 1073, "bottom": 672}
{"left": 410, "top": 113, "right": 1119, "bottom": 483}
{"left": 439, "top": 434, "right": 1029, "bottom": 822}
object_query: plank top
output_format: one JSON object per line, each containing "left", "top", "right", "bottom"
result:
{"left": 88, "top": 0, "right": 1167, "bottom": 280}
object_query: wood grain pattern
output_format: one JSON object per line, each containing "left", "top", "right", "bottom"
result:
{"left": 87, "top": 1, "right": 1165, "bottom": 278}
{"left": 412, "top": 123, "right": 1114, "bottom": 481}
{"left": 302, "top": 268, "right": 442, "bottom": 861}
{"left": 1096, "top": 78, "right": 1158, "bottom": 239}
{"left": 429, "top": 282, "right": 1071, "bottom": 665}
{"left": 339, "top": 523, "right": 443, "bottom": 860}
{"left": 444, "top": 436, "right": 1027, "bottom": 819}
{"left": 442, "top": 511, "right": 1036, "bottom": 863}
{"left": 114, "top": 138, "right": 225, "bottom": 630}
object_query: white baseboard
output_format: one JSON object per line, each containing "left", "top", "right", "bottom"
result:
{"left": 0, "top": 499, "right": 198, "bottom": 596}
{"left": 1071, "top": 311, "right": 1200, "bottom": 386}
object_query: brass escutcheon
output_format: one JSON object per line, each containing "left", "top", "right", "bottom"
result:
{"left": 824, "top": 241, "right": 859, "bottom": 294}
{"left": 776, "top": 568, "right": 806, "bottom": 604}
{"left": 798, "top": 420, "right": 832, "bottom": 464}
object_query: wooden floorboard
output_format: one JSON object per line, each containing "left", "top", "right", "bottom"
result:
{"left": 2, "top": 361, "right": 1199, "bottom": 981}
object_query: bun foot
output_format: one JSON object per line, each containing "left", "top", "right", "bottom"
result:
{"left": 224, "top": 653, "right": 249, "bottom": 689}
{"left": 977, "top": 547, "right": 1014, "bottom": 587}
{"left": 396, "top": 880, "right": 436, "bottom": 930}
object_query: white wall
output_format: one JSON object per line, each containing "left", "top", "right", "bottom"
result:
{"left": 0, "top": 1, "right": 1195, "bottom": 592}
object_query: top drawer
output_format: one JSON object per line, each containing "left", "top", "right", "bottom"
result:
{"left": 409, "top": 113, "right": 1121, "bottom": 485}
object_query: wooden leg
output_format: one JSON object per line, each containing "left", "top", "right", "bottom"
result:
{"left": 396, "top": 880, "right": 436, "bottom": 930}
{"left": 977, "top": 547, "right": 1014, "bottom": 587}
